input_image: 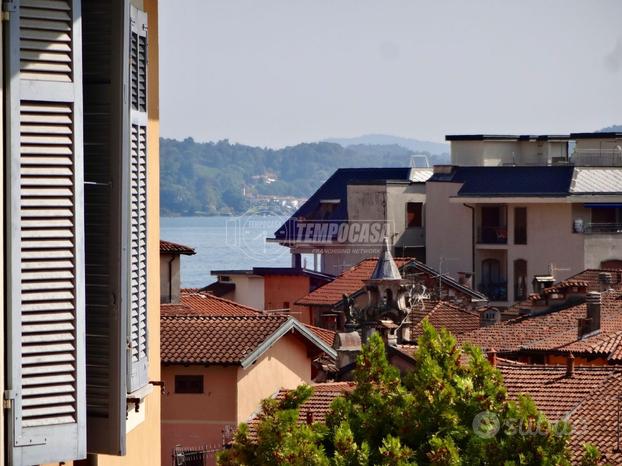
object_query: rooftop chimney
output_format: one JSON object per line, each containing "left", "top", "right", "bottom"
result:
{"left": 578, "top": 291, "right": 602, "bottom": 338}
{"left": 487, "top": 348, "right": 497, "bottom": 367}
{"left": 566, "top": 353, "right": 575, "bottom": 378}
{"left": 599, "top": 272, "right": 613, "bottom": 292}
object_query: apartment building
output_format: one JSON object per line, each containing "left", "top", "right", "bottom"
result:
{"left": 2, "top": 1, "right": 162, "bottom": 465}
{"left": 272, "top": 167, "right": 432, "bottom": 276}
{"left": 426, "top": 133, "right": 622, "bottom": 306}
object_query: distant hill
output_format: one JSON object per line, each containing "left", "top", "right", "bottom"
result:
{"left": 160, "top": 138, "right": 445, "bottom": 217}
{"left": 599, "top": 125, "right": 622, "bottom": 132}
{"left": 324, "top": 134, "right": 449, "bottom": 156}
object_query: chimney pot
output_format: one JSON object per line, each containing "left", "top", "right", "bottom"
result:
{"left": 585, "top": 291, "right": 602, "bottom": 334}
{"left": 566, "top": 353, "right": 575, "bottom": 377}
{"left": 487, "top": 348, "right": 497, "bottom": 367}
{"left": 599, "top": 272, "right": 613, "bottom": 292}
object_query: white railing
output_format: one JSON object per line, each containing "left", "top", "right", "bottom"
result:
{"left": 571, "top": 148, "right": 622, "bottom": 167}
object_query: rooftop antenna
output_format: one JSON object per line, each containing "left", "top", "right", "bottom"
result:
{"left": 438, "top": 257, "right": 458, "bottom": 300}
{"left": 548, "top": 263, "right": 570, "bottom": 280}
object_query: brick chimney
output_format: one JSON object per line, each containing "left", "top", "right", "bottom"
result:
{"left": 578, "top": 292, "right": 601, "bottom": 338}
{"left": 566, "top": 353, "right": 575, "bottom": 378}
{"left": 487, "top": 348, "right": 497, "bottom": 367}
{"left": 599, "top": 272, "right": 613, "bottom": 292}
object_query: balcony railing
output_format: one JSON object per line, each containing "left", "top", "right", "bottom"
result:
{"left": 477, "top": 226, "right": 508, "bottom": 244}
{"left": 581, "top": 223, "right": 622, "bottom": 234}
{"left": 478, "top": 282, "right": 508, "bottom": 301}
{"left": 572, "top": 149, "right": 622, "bottom": 167}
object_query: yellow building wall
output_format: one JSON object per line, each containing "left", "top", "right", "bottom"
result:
{"left": 235, "top": 335, "right": 312, "bottom": 423}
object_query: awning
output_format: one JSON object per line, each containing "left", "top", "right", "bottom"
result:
{"left": 584, "top": 203, "right": 622, "bottom": 208}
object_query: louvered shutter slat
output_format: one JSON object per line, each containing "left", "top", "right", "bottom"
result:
{"left": 7, "top": 0, "right": 85, "bottom": 464}
{"left": 126, "top": 7, "right": 148, "bottom": 393}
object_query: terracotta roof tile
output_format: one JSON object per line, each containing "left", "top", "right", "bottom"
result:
{"left": 296, "top": 258, "right": 410, "bottom": 306}
{"left": 458, "top": 291, "right": 622, "bottom": 361}
{"left": 161, "top": 315, "right": 288, "bottom": 364}
{"left": 497, "top": 359, "right": 618, "bottom": 421}
{"left": 303, "top": 324, "right": 336, "bottom": 347}
{"left": 161, "top": 292, "right": 259, "bottom": 317}
{"left": 409, "top": 301, "right": 480, "bottom": 340}
{"left": 567, "top": 372, "right": 622, "bottom": 463}
{"left": 160, "top": 239, "right": 196, "bottom": 255}
{"left": 246, "top": 382, "right": 355, "bottom": 437}
{"left": 565, "top": 268, "right": 622, "bottom": 292}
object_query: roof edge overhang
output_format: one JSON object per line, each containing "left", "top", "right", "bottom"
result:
{"left": 240, "top": 318, "right": 337, "bottom": 368}
{"left": 450, "top": 195, "right": 570, "bottom": 204}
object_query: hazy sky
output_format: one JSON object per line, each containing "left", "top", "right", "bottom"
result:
{"left": 159, "top": 0, "right": 622, "bottom": 148}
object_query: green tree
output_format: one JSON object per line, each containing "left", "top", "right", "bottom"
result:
{"left": 219, "top": 322, "right": 576, "bottom": 465}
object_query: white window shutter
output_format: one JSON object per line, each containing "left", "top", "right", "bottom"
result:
{"left": 126, "top": 5, "right": 148, "bottom": 394}
{"left": 82, "top": 0, "right": 128, "bottom": 455}
{"left": 5, "top": 0, "right": 86, "bottom": 464}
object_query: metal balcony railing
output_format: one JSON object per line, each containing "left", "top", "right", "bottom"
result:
{"left": 572, "top": 149, "right": 622, "bottom": 167}
{"left": 478, "top": 282, "right": 508, "bottom": 301}
{"left": 477, "top": 226, "right": 508, "bottom": 244}
{"left": 582, "top": 223, "right": 622, "bottom": 234}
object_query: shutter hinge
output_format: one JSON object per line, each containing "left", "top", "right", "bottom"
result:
{"left": 2, "top": 1, "right": 15, "bottom": 20}
{"left": 3, "top": 390, "right": 15, "bottom": 409}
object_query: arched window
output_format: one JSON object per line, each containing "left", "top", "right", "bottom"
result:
{"left": 601, "top": 259, "right": 622, "bottom": 270}
{"left": 514, "top": 259, "right": 527, "bottom": 301}
{"left": 481, "top": 259, "right": 501, "bottom": 285}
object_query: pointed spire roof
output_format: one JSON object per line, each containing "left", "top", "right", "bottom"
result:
{"left": 370, "top": 237, "right": 402, "bottom": 281}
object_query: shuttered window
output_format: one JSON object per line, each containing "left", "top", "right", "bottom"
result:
{"left": 82, "top": 0, "right": 127, "bottom": 455}
{"left": 6, "top": 0, "right": 86, "bottom": 464}
{"left": 127, "top": 5, "right": 148, "bottom": 394}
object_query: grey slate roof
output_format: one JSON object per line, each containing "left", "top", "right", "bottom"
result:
{"left": 430, "top": 166, "right": 622, "bottom": 197}
{"left": 369, "top": 238, "right": 402, "bottom": 281}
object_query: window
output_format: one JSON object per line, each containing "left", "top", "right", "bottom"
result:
{"left": 283, "top": 301, "right": 290, "bottom": 309}
{"left": 175, "top": 375, "right": 204, "bottom": 394}
{"left": 514, "top": 259, "right": 528, "bottom": 301}
{"left": 514, "top": 207, "right": 527, "bottom": 244}
{"left": 406, "top": 202, "right": 423, "bottom": 228}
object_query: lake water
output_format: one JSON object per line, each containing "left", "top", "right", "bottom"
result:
{"left": 160, "top": 216, "right": 291, "bottom": 288}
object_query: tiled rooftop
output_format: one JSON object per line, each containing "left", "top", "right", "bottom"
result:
{"left": 245, "top": 382, "right": 355, "bottom": 436}
{"left": 497, "top": 359, "right": 618, "bottom": 421}
{"left": 567, "top": 372, "right": 622, "bottom": 463}
{"left": 565, "top": 269, "right": 622, "bottom": 292}
{"left": 161, "top": 315, "right": 289, "bottom": 364}
{"left": 296, "top": 258, "right": 410, "bottom": 306}
{"left": 303, "top": 324, "right": 336, "bottom": 347}
{"left": 408, "top": 301, "right": 480, "bottom": 340}
{"left": 160, "top": 239, "right": 196, "bottom": 255}
{"left": 458, "top": 291, "right": 622, "bottom": 361}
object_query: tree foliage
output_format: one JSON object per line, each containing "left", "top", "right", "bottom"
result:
{"left": 219, "top": 322, "right": 578, "bottom": 465}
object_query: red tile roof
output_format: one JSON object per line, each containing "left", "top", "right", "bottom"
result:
{"left": 409, "top": 301, "right": 480, "bottom": 340}
{"left": 497, "top": 359, "right": 618, "bottom": 421}
{"left": 161, "top": 314, "right": 290, "bottom": 364}
{"left": 567, "top": 372, "right": 622, "bottom": 463}
{"left": 458, "top": 291, "right": 622, "bottom": 361}
{"left": 565, "top": 268, "right": 622, "bottom": 292}
{"left": 246, "top": 382, "right": 355, "bottom": 435}
{"left": 303, "top": 324, "right": 336, "bottom": 347}
{"left": 160, "top": 239, "right": 196, "bottom": 255}
{"left": 295, "top": 258, "right": 412, "bottom": 306}
{"left": 161, "top": 292, "right": 259, "bottom": 317}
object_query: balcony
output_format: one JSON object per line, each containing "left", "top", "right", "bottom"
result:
{"left": 478, "top": 282, "right": 508, "bottom": 302}
{"left": 477, "top": 226, "right": 508, "bottom": 244}
{"left": 577, "top": 223, "right": 622, "bottom": 234}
